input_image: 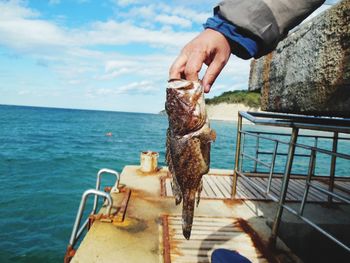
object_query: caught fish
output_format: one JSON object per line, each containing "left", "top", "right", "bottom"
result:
{"left": 165, "top": 79, "right": 216, "bottom": 239}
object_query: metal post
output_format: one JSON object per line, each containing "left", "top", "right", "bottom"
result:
{"left": 267, "top": 141, "right": 279, "bottom": 193}
{"left": 239, "top": 133, "right": 246, "bottom": 172}
{"left": 299, "top": 149, "right": 316, "bottom": 215}
{"left": 328, "top": 132, "right": 338, "bottom": 203}
{"left": 93, "top": 168, "right": 120, "bottom": 214}
{"left": 270, "top": 128, "right": 299, "bottom": 246}
{"left": 69, "top": 189, "right": 113, "bottom": 247}
{"left": 253, "top": 135, "right": 260, "bottom": 172}
{"left": 313, "top": 137, "right": 318, "bottom": 175}
{"left": 232, "top": 112, "right": 243, "bottom": 198}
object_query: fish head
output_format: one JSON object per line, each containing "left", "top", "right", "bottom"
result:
{"left": 166, "top": 80, "right": 207, "bottom": 136}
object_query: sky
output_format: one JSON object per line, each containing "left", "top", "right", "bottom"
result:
{"left": 0, "top": 0, "right": 338, "bottom": 113}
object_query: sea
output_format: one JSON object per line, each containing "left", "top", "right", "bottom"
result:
{"left": 0, "top": 104, "right": 349, "bottom": 263}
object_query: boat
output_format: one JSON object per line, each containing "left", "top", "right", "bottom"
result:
{"left": 64, "top": 112, "right": 350, "bottom": 263}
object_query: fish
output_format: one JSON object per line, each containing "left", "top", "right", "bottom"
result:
{"left": 165, "top": 79, "right": 216, "bottom": 239}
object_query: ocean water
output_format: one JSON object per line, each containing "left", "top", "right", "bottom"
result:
{"left": 0, "top": 105, "right": 349, "bottom": 263}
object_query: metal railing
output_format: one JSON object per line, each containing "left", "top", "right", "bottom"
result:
{"left": 67, "top": 168, "right": 119, "bottom": 252}
{"left": 233, "top": 111, "right": 350, "bottom": 253}
{"left": 69, "top": 189, "right": 113, "bottom": 248}
{"left": 93, "top": 168, "right": 120, "bottom": 214}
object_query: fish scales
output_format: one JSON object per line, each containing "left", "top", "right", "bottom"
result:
{"left": 165, "top": 79, "right": 216, "bottom": 239}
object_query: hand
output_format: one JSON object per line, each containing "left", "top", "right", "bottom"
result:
{"left": 169, "top": 29, "right": 231, "bottom": 93}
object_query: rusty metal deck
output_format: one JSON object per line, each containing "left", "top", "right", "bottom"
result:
{"left": 162, "top": 173, "right": 350, "bottom": 202}
{"left": 71, "top": 166, "right": 303, "bottom": 263}
{"left": 163, "top": 215, "right": 273, "bottom": 263}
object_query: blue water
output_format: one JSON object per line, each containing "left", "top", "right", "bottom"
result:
{"left": 0, "top": 105, "right": 349, "bottom": 263}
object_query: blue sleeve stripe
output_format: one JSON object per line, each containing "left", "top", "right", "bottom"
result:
{"left": 203, "top": 15, "right": 258, "bottom": 58}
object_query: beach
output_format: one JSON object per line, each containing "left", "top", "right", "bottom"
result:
{"left": 206, "top": 103, "right": 260, "bottom": 121}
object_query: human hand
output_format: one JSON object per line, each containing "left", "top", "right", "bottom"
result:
{"left": 169, "top": 29, "right": 231, "bottom": 93}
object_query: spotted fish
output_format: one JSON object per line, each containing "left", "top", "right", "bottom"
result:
{"left": 165, "top": 79, "right": 216, "bottom": 239}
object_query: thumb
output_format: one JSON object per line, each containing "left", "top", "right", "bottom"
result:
{"left": 202, "top": 56, "right": 227, "bottom": 93}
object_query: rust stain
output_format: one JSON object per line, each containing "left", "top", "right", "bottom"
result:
{"left": 162, "top": 215, "right": 172, "bottom": 263}
{"left": 261, "top": 52, "right": 273, "bottom": 110}
{"left": 63, "top": 245, "right": 75, "bottom": 263}
{"left": 223, "top": 199, "right": 243, "bottom": 207}
{"left": 115, "top": 188, "right": 131, "bottom": 222}
{"left": 160, "top": 176, "right": 167, "bottom": 197}
{"left": 237, "top": 218, "right": 278, "bottom": 263}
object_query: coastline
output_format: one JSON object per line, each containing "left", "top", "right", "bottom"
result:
{"left": 207, "top": 103, "right": 260, "bottom": 121}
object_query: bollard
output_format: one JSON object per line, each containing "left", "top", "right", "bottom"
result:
{"left": 140, "top": 151, "right": 159, "bottom": 173}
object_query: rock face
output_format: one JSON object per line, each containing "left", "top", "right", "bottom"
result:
{"left": 249, "top": 0, "right": 350, "bottom": 117}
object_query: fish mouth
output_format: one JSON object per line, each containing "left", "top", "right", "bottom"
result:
{"left": 166, "top": 79, "right": 207, "bottom": 135}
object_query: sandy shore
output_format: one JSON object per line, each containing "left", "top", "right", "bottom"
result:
{"left": 207, "top": 103, "right": 260, "bottom": 121}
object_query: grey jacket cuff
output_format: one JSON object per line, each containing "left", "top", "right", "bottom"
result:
{"left": 215, "top": 0, "right": 325, "bottom": 58}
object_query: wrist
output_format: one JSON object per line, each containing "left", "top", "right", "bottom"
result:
{"left": 203, "top": 15, "right": 258, "bottom": 59}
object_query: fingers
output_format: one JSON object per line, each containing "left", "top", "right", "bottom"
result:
{"left": 202, "top": 55, "right": 228, "bottom": 93}
{"left": 169, "top": 50, "right": 207, "bottom": 82}
{"left": 169, "top": 54, "right": 187, "bottom": 80}
{"left": 183, "top": 50, "right": 206, "bottom": 81}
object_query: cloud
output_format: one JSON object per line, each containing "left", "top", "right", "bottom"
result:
{"left": 155, "top": 14, "right": 192, "bottom": 28}
{"left": 0, "top": 2, "right": 196, "bottom": 56}
{"left": 93, "top": 80, "right": 157, "bottom": 96}
{"left": 78, "top": 20, "right": 196, "bottom": 47}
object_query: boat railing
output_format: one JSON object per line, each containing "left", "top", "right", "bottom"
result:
{"left": 64, "top": 168, "right": 120, "bottom": 263}
{"left": 69, "top": 189, "right": 113, "bottom": 248}
{"left": 233, "top": 111, "right": 350, "bottom": 253}
{"left": 93, "top": 168, "right": 120, "bottom": 214}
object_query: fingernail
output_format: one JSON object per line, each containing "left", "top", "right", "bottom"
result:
{"left": 204, "top": 84, "right": 211, "bottom": 93}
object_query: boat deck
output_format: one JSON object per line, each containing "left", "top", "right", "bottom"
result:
{"left": 71, "top": 166, "right": 306, "bottom": 263}
{"left": 162, "top": 173, "right": 350, "bottom": 202}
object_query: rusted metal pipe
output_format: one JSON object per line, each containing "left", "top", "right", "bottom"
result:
{"left": 270, "top": 127, "right": 299, "bottom": 247}
{"left": 232, "top": 112, "right": 243, "bottom": 198}
{"left": 328, "top": 132, "right": 338, "bottom": 203}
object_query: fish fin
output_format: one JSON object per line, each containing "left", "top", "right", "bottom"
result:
{"left": 182, "top": 189, "right": 196, "bottom": 240}
{"left": 171, "top": 177, "right": 182, "bottom": 205}
{"left": 196, "top": 180, "right": 203, "bottom": 207}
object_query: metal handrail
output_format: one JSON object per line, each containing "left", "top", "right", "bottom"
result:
{"left": 245, "top": 130, "right": 350, "bottom": 141}
{"left": 241, "top": 130, "right": 350, "bottom": 160}
{"left": 93, "top": 168, "right": 120, "bottom": 214}
{"left": 69, "top": 189, "right": 113, "bottom": 248}
{"left": 234, "top": 111, "right": 350, "bottom": 253}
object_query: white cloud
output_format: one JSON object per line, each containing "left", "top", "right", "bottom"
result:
{"left": 94, "top": 80, "right": 157, "bottom": 96}
{"left": 0, "top": 2, "right": 196, "bottom": 55}
{"left": 78, "top": 20, "right": 195, "bottom": 47}
{"left": 155, "top": 14, "right": 192, "bottom": 28}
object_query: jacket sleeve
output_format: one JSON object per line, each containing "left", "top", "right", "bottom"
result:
{"left": 215, "top": 0, "right": 325, "bottom": 57}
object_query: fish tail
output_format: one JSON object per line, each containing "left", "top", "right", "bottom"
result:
{"left": 182, "top": 189, "right": 196, "bottom": 240}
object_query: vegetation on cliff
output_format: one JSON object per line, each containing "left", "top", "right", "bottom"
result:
{"left": 205, "top": 90, "right": 260, "bottom": 108}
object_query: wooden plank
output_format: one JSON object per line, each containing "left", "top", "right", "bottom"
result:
{"left": 205, "top": 176, "right": 226, "bottom": 198}
{"left": 212, "top": 175, "right": 231, "bottom": 197}
{"left": 202, "top": 176, "right": 217, "bottom": 197}
{"left": 239, "top": 177, "right": 267, "bottom": 199}
{"left": 165, "top": 179, "right": 173, "bottom": 197}
{"left": 210, "top": 176, "right": 231, "bottom": 198}
{"left": 237, "top": 177, "right": 259, "bottom": 199}
{"left": 292, "top": 179, "right": 322, "bottom": 201}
